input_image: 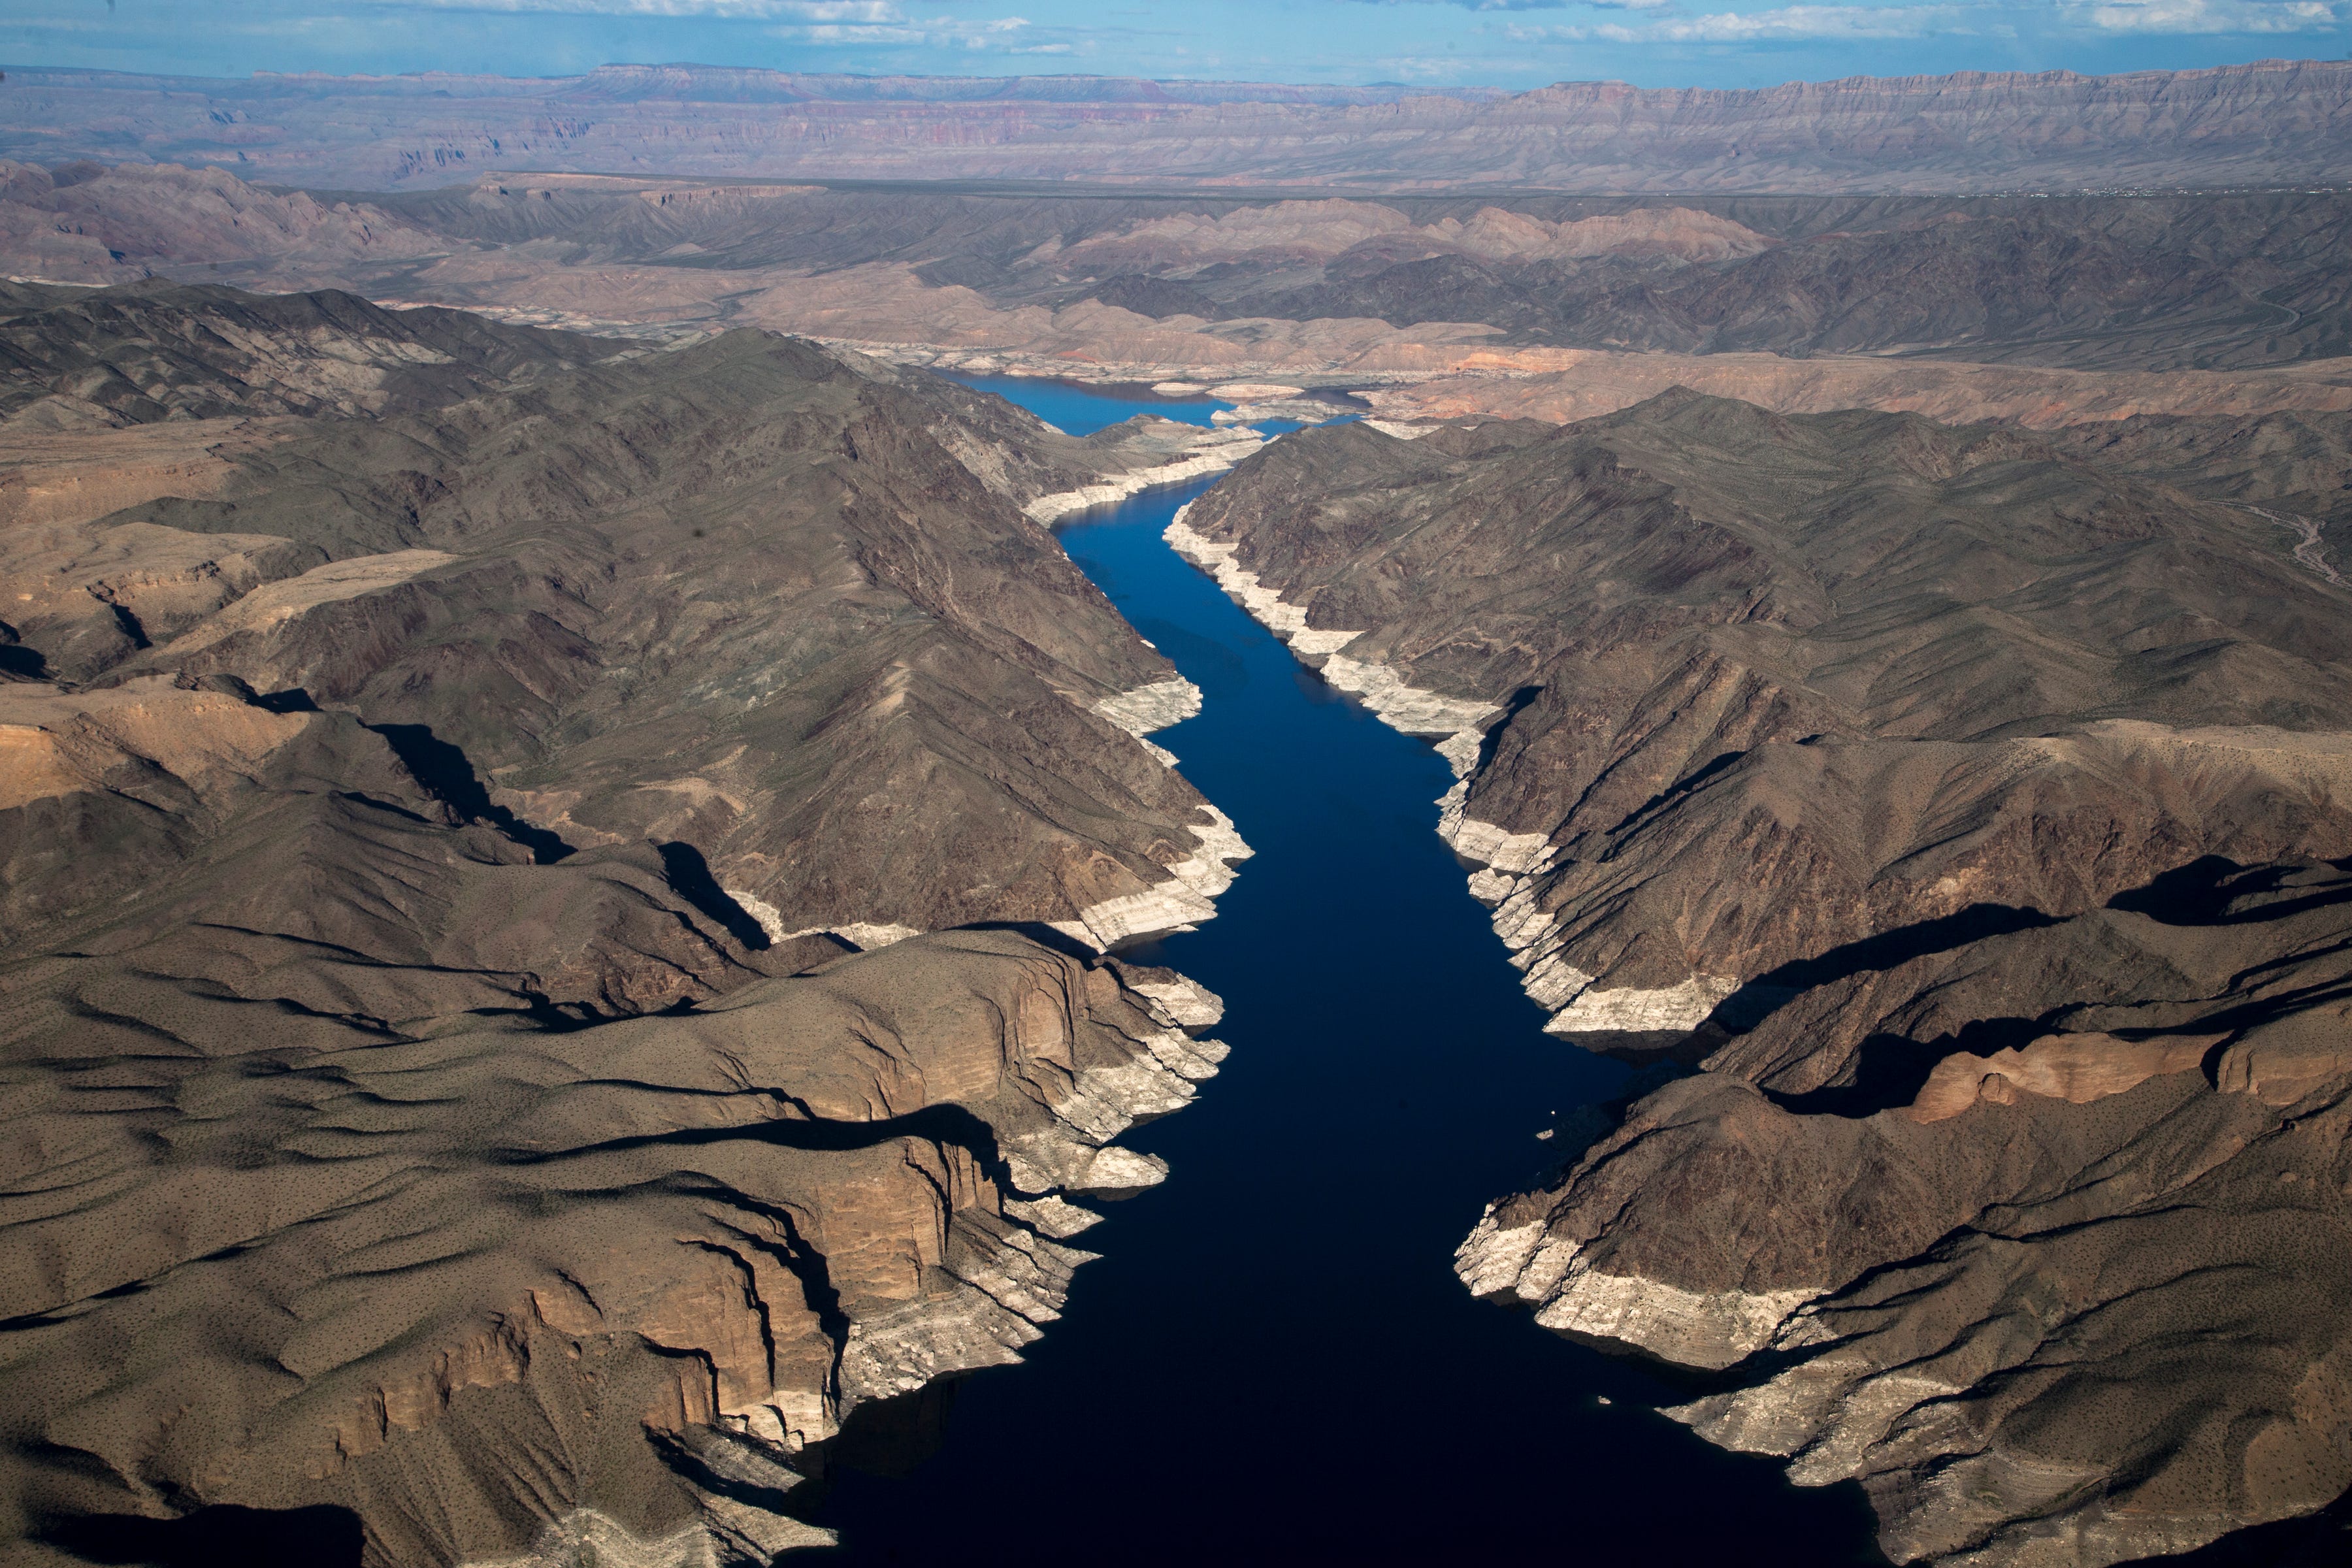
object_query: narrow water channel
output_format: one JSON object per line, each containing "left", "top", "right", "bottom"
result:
{"left": 804, "top": 380, "right": 1887, "bottom": 1564}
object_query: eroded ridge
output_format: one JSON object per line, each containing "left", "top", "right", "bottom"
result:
{"left": 1457, "top": 871, "right": 2352, "bottom": 1566}
{"left": 0, "top": 285, "right": 1253, "bottom": 1565}
{"left": 1171, "top": 391, "right": 2352, "bottom": 1565}
{"left": 2, "top": 915, "right": 1233, "bottom": 1565}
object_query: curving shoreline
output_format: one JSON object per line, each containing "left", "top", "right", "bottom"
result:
{"left": 1165, "top": 502, "right": 1732, "bottom": 1035}
{"left": 802, "top": 379, "right": 1889, "bottom": 1565}
{"left": 1022, "top": 427, "right": 1264, "bottom": 524}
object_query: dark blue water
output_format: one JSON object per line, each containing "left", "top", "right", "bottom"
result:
{"left": 807, "top": 380, "right": 1887, "bottom": 1564}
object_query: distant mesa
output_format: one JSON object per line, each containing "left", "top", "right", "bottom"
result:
{"left": 0, "top": 59, "right": 2345, "bottom": 191}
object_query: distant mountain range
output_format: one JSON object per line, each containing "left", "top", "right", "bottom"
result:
{"left": 2, "top": 58, "right": 2349, "bottom": 192}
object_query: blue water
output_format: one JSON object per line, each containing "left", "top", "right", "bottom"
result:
{"left": 945, "top": 374, "right": 1237, "bottom": 434}
{"left": 806, "top": 380, "right": 1887, "bottom": 1564}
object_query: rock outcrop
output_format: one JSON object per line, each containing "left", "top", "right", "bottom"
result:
{"left": 1177, "top": 389, "right": 2352, "bottom": 1564}
{"left": 1367, "top": 353, "right": 2352, "bottom": 436}
{"left": 1021, "top": 423, "right": 1263, "bottom": 524}
{"left": 1458, "top": 866, "right": 2352, "bottom": 1566}
{"left": 0, "top": 280, "right": 594, "bottom": 427}
{"left": 0, "top": 286, "right": 1245, "bottom": 1564}
{"left": 0, "top": 159, "right": 445, "bottom": 287}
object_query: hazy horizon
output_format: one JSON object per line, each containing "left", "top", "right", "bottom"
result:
{"left": 4, "top": 1, "right": 2350, "bottom": 97}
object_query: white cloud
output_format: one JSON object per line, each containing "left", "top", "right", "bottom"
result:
{"left": 382, "top": 0, "right": 1049, "bottom": 46}
{"left": 2080, "top": 0, "right": 2341, "bottom": 31}
{"left": 1382, "top": 52, "right": 1469, "bottom": 74}
{"left": 783, "top": 1, "right": 906, "bottom": 19}
{"left": 1668, "top": 4, "right": 1974, "bottom": 37}
{"left": 1501, "top": 0, "right": 2346, "bottom": 44}
{"left": 382, "top": 0, "right": 905, "bottom": 14}
{"left": 1510, "top": 3, "right": 1993, "bottom": 42}
{"left": 774, "top": 9, "right": 1033, "bottom": 46}
{"left": 1341, "top": 0, "right": 1674, "bottom": 9}
{"left": 789, "top": 22, "right": 921, "bottom": 39}
{"left": 1345, "top": 0, "right": 1664, "bottom": 9}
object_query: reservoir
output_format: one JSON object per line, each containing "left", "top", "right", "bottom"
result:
{"left": 804, "top": 379, "right": 1888, "bottom": 1564}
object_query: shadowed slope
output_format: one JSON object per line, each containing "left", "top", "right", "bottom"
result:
{"left": 0, "top": 289, "right": 1247, "bottom": 1565}
{"left": 1182, "top": 389, "right": 2352, "bottom": 1565}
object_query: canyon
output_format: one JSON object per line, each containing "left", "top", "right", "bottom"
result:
{"left": 5, "top": 48, "right": 2352, "bottom": 1568}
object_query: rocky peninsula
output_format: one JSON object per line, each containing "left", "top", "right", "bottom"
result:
{"left": 1174, "top": 390, "right": 2352, "bottom": 1565}
{"left": 0, "top": 284, "right": 1249, "bottom": 1564}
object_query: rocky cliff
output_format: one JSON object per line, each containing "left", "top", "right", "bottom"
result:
{"left": 1175, "top": 391, "right": 2352, "bottom": 1564}
{"left": 0, "top": 286, "right": 1248, "bottom": 1563}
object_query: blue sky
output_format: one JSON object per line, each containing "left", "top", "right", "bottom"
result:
{"left": 3, "top": 1, "right": 2348, "bottom": 90}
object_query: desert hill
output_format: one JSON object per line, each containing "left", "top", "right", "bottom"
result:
{"left": 0, "top": 284, "right": 1250, "bottom": 1563}
{"left": 11, "top": 161, "right": 2352, "bottom": 423}
{"left": 1175, "top": 389, "right": 2352, "bottom": 1564}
